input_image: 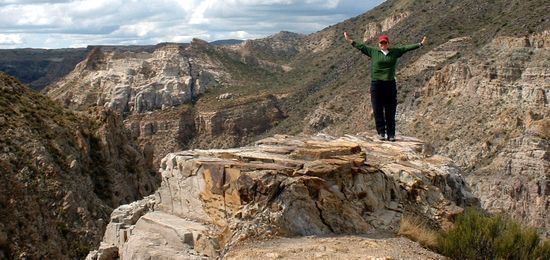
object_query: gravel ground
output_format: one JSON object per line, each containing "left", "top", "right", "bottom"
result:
{"left": 225, "top": 233, "right": 445, "bottom": 260}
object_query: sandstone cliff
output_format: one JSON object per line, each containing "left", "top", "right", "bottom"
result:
{"left": 0, "top": 73, "right": 159, "bottom": 259}
{"left": 46, "top": 42, "right": 222, "bottom": 114}
{"left": 88, "top": 133, "right": 478, "bottom": 259}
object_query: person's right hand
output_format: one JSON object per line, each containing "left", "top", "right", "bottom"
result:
{"left": 344, "top": 32, "right": 352, "bottom": 43}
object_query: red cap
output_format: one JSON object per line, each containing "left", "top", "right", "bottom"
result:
{"left": 378, "top": 35, "right": 389, "bottom": 43}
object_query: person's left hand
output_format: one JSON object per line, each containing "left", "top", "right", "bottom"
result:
{"left": 421, "top": 36, "right": 427, "bottom": 46}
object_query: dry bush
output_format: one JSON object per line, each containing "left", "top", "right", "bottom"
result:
{"left": 398, "top": 216, "right": 439, "bottom": 250}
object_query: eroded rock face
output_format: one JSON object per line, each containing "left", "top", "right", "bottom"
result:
{"left": 120, "top": 94, "right": 286, "bottom": 167}
{"left": 46, "top": 43, "right": 223, "bottom": 115}
{"left": 124, "top": 105, "right": 196, "bottom": 168}
{"left": 90, "top": 133, "right": 478, "bottom": 259}
{"left": 363, "top": 11, "right": 410, "bottom": 42}
{"left": 400, "top": 31, "right": 549, "bottom": 233}
{"left": 192, "top": 95, "right": 286, "bottom": 149}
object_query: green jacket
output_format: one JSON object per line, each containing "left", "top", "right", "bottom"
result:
{"left": 352, "top": 41, "right": 421, "bottom": 81}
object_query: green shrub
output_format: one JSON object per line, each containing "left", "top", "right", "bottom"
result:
{"left": 438, "top": 209, "right": 549, "bottom": 260}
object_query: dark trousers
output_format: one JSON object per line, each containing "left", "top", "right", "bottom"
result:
{"left": 370, "top": 80, "right": 397, "bottom": 137}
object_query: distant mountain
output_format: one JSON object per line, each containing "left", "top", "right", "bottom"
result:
{"left": 0, "top": 48, "right": 88, "bottom": 91}
{"left": 0, "top": 43, "right": 191, "bottom": 91}
{"left": 209, "top": 39, "right": 244, "bottom": 46}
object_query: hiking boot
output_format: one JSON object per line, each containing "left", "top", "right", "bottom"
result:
{"left": 387, "top": 136, "right": 396, "bottom": 142}
{"left": 377, "top": 134, "right": 386, "bottom": 141}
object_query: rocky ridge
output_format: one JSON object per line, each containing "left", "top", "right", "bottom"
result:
{"left": 88, "top": 133, "right": 478, "bottom": 259}
{"left": 0, "top": 73, "right": 159, "bottom": 259}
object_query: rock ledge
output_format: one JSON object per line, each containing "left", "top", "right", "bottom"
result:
{"left": 89, "top": 133, "right": 478, "bottom": 259}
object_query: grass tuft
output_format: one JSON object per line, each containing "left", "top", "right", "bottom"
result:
{"left": 398, "top": 216, "right": 439, "bottom": 250}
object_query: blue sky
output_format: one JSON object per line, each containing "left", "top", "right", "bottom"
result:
{"left": 0, "top": 0, "right": 383, "bottom": 49}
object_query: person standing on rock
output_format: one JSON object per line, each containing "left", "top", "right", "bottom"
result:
{"left": 344, "top": 32, "right": 427, "bottom": 141}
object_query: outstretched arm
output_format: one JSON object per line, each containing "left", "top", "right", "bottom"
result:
{"left": 344, "top": 31, "right": 372, "bottom": 57}
{"left": 397, "top": 36, "right": 428, "bottom": 55}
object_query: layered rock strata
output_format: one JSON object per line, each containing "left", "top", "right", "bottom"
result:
{"left": 400, "top": 31, "right": 550, "bottom": 233}
{"left": 122, "top": 94, "right": 286, "bottom": 167}
{"left": 46, "top": 41, "right": 223, "bottom": 115}
{"left": 89, "top": 133, "right": 478, "bottom": 259}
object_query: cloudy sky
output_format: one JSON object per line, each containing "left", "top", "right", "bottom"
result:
{"left": 0, "top": 0, "right": 383, "bottom": 49}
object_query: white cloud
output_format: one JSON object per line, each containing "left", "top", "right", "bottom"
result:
{"left": 0, "top": 33, "right": 23, "bottom": 45}
{"left": 0, "top": 0, "right": 384, "bottom": 48}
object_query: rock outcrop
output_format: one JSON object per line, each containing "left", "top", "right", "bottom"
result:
{"left": 0, "top": 73, "right": 159, "bottom": 259}
{"left": 89, "top": 133, "right": 478, "bottom": 259}
{"left": 46, "top": 43, "right": 223, "bottom": 115}
{"left": 363, "top": 11, "right": 410, "bottom": 42}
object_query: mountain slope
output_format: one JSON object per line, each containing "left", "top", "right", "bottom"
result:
{"left": 0, "top": 73, "right": 159, "bottom": 259}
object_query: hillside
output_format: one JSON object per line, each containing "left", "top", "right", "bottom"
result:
{"left": 0, "top": 73, "right": 159, "bottom": 259}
